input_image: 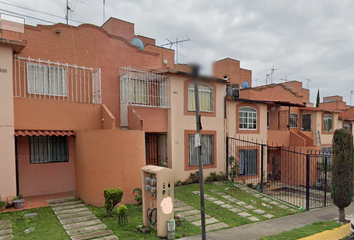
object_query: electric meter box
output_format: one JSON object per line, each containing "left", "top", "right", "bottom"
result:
{"left": 142, "top": 165, "right": 174, "bottom": 238}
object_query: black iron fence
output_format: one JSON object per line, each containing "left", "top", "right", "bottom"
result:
{"left": 226, "top": 136, "right": 332, "bottom": 210}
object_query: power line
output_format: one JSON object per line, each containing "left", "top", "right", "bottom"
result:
{"left": 0, "top": 8, "right": 55, "bottom": 24}
{"left": 0, "top": 1, "right": 84, "bottom": 24}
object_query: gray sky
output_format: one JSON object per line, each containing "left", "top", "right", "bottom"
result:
{"left": 2, "top": 0, "right": 354, "bottom": 104}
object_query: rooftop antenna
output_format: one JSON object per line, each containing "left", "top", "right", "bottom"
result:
{"left": 103, "top": 0, "right": 106, "bottom": 24}
{"left": 305, "top": 78, "right": 312, "bottom": 89}
{"left": 280, "top": 75, "right": 288, "bottom": 82}
{"left": 161, "top": 37, "right": 190, "bottom": 64}
{"left": 350, "top": 90, "right": 354, "bottom": 106}
{"left": 264, "top": 66, "right": 278, "bottom": 84}
{"left": 65, "top": 0, "right": 73, "bottom": 24}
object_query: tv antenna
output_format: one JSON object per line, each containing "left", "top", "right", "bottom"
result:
{"left": 350, "top": 90, "right": 354, "bottom": 106}
{"left": 161, "top": 37, "right": 190, "bottom": 63}
{"left": 103, "top": 0, "right": 106, "bottom": 24}
{"left": 305, "top": 78, "right": 312, "bottom": 89}
{"left": 65, "top": 0, "right": 73, "bottom": 24}
{"left": 280, "top": 75, "right": 288, "bottom": 82}
{"left": 265, "top": 66, "right": 278, "bottom": 84}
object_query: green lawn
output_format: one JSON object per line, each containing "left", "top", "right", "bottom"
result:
{"left": 257, "top": 221, "right": 341, "bottom": 240}
{"left": 175, "top": 181, "right": 300, "bottom": 228}
{"left": 0, "top": 207, "right": 69, "bottom": 240}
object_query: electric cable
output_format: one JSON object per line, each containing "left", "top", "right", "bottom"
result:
{"left": 147, "top": 208, "right": 157, "bottom": 227}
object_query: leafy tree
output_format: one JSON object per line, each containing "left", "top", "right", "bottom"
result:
{"left": 331, "top": 129, "right": 354, "bottom": 222}
{"left": 316, "top": 89, "right": 320, "bottom": 107}
{"left": 228, "top": 156, "right": 239, "bottom": 182}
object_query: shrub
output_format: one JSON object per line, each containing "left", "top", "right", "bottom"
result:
{"left": 104, "top": 188, "right": 123, "bottom": 215}
{"left": 117, "top": 205, "right": 128, "bottom": 225}
{"left": 132, "top": 188, "right": 142, "bottom": 205}
{"left": 228, "top": 156, "right": 239, "bottom": 182}
{"left": 189, "top": 172, "right": 199, "bottom": 184}
{"left": 0, "top": 201, "right": 6, "bottom": 207}
{"left": 331, "top": 129, "right": 354, "bottom": 222}
{"left": 175, "top": 180, "right": 183, "bottom": 187}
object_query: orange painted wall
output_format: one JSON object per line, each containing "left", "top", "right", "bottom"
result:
{"left": 14, "top": 98, "right": 102, "bottom": 130}
{"left": 128, "top": 106, "right": 143, "bottom": 130}
{"left": 102, "top": 104, "right": 116, "bottom": 129}
{"left": 298, "top": 131, "right": 314, "bottom": 147}
{"left": 268, "top": 130, "right": 290, "bottom": 146}
{"left": 17, "top": 136, "right": 76, "bottom": 196}
{"left": 75, "top": 129, "right": 146, "bottom": 206}
{"left": 4, "top": 22, "right": 172, "bottom": 128}
{"left": 290, "top": 131, "right": 306, "bottom": 146}
{"left": 212, "top": 58, "right": 252, "bottom": 86}
{"left": 133, "top": 107, "right": 168, "bottom": 133}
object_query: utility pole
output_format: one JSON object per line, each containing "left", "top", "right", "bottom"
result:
{"left": 192, "top": 64, "right": 206, "bottom": 240}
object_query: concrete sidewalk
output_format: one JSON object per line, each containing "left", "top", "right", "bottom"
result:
{"left": 180, "top": 203, "right": 354, "bottom": 240}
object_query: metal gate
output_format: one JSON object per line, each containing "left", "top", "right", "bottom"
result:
{"left": 145, "top": 134, "right": 167, "bottom": 166}
{"left": 227, "top": 136, "right": 332, "bottom": 210}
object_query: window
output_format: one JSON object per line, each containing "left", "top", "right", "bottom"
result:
{"left": 239, "top": 107, "right": 257, "bottom": 130}
{"left": 239, "top": 149, "right": 257, "bottom": 176}
{"left": 188, "top": 83, "right": 213, "bottom": 112}
{"left": 30, "top": 136, "right": 68, "bottom": 163}
{"left": 289, "top": 113, "right": 298, "bottom": 128}
{"left": 302, "top": 114, "right": 312, "bottom": 131}
{"left": 27, "top": 62, "right": 67, "bottom": 96}
{"left": 344, "top": 122, "right": 352, "bottom": 132}
{"left": 267, "top": 112, "right": 270, "bottom": 128}
{"left": 323, "top": 114, "right": 333, "bottom": 132}
{"left": 322, "top": 146, "right": 332, "bottom": 156}
{"left": 188, "top": 134, "right": 214, "bottom": 166}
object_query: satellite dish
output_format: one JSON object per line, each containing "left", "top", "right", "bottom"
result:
{"left": 242, "top": 81, "right": 250, "bottom": 89}
{"left": 131, "top": 37, "right": 144, "bottom": 50}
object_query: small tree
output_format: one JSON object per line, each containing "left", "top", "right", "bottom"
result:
{"left": 316, "top": 89, "right": 320, "bottom": 108}
{"left": 228, "top": 156, "right": 239, "bottom": 182}
{"left": 104, "top": 188, "right": 124, "bottom": 215}
{"left": 331, "top": 129, "right": 354, "bottom": 222}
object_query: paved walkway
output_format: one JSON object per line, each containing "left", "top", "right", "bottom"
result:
{"left": 48, "top": 197, "right": 118, "bottom": 240}
{"left": 178, "top": 201, "right": 354, "bottom": 240}
{"left": 175, "top": 199, "right": 229, "bottom": 232}
{"left": 0, "top": 220, "right": 13, "bottom": 240}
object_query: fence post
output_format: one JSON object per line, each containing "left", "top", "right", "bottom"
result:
{"left": 324, "top": 156, "right": 328, "bottom": 207}
{"left": 261, "top": 145, "right": 264, "bottom": 193}
{"left": 306, "top": 154, "right": 310, "bottom": 211}
{"left": 226, "top": 137, "right": 229, "bottom": 179}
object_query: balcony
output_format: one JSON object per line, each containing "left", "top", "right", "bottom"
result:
{"left": 119, "top": 67, "right": 170, "bottom": 128}
{"left": 13, "top": 56, "right": 101, "bottom": 104}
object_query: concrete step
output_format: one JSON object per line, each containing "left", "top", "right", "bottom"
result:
{"left": 47, "top": 196, "right": 76, "bottom": 204}
{"left": 67, "top": 224, "right": 107, "bottom": 236}
{"left": 70, "top": 230, "right": 113, "bottom": 240}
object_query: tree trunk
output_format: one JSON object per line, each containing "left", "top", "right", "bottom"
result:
{"left": 339, "top": 207, "right": 345, "bottom": 222}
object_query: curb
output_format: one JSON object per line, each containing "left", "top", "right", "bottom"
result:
{"left": 299, "top": 223, "right": 351, "bottom": 240}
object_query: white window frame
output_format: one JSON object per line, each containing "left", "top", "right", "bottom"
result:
{"left": 323, "top": 114, "right": 334, "bottom": 132}
{"left": 27, "top": 62, "right": 67, "bottom": 96}
{"left": 188, "top": 134, "right": 214, "bottom": 166}
{"left": 188, "top": 83, "right": 214, "bottom": 113}
{"left": 344, "top": 122, "right": 352, "bottom": 132}
{"left": 289, "top": 113, "right": 298, "bottom": 128}
{"left": 239, "top": 106, "right": 257, "bottom": 130}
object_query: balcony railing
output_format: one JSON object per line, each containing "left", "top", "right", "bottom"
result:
{"left": 119, "top": 67, "right": 170, "bottom": 127}
{"left": 13, "top": 56, "right": 101, "bottom": 104}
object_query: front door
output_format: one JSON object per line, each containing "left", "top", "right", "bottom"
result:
{"left": 145, "top": 134, "right": 167, "bottom": 166}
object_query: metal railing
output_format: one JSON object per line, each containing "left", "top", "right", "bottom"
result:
{"left": 13, "top": 56, "right": 101, "bottom": 104}
{"left": 119, "top": 67, "right": 171, "bottom": 108}
{"left": 227, "top": 136, "right": 332, "bottom": 210}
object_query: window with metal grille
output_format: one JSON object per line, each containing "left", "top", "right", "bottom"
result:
{"left": 289, "top": 113, "right": 298, "bottom": 128}
{"left": 302, "top": 114, "right": 312, "bottom": 131}
{"left": 188, "top": 134, "right": 214, "bottom": 166}
{"left": 239, "top": 149, "right": 257, "bottom": 176}
{"left": 27, "top": 62, "right": 67, "bottom": 96}
{"left": 239, "top": 107, "right": 257, "bottom": 130}
{"left": 188, "top": 83, "right": 214, "bottom": 112}
{"left": 323, "top": 114, "right": 333, "bottom": 132}
{"left": 267, "top": 111, "right": 270, "bottom": 128}
{"left": 30, "top": 136, "right": 68, "bottom": 163}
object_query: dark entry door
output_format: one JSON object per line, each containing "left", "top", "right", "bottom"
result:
{"left": 145, "top": 134, "right": 167, "bottom": 166}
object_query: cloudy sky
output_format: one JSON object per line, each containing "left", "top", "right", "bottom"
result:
{"left": 2, "top": 0, "right": 354, "bottom": 104}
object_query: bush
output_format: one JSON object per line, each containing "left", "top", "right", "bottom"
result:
{"left": 228, "top": 156, "right": 239, "bottom": 182}
{"left": 104, "top": 188, "right": 124, "bottom": 215}
{"left": 331, "top": 129, "right": 354, "bottom": 222}
{"left": 205, "top": 171, "right": 227, "bottom": 182}
{"left": 117, "top": 205, "right": 128, "bottom": 225}
{"left": 132, "top": 188, "right": 142, "bottom": 205}
{"left": 0, "top": 201, "right": 6, "bottom": 207}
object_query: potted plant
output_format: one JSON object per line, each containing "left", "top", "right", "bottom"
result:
{"left": 0, "top": 201, "right": 6, "bottom": 211}
{"left": 13, "top": 195, "right": 25, "bottom": 209}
